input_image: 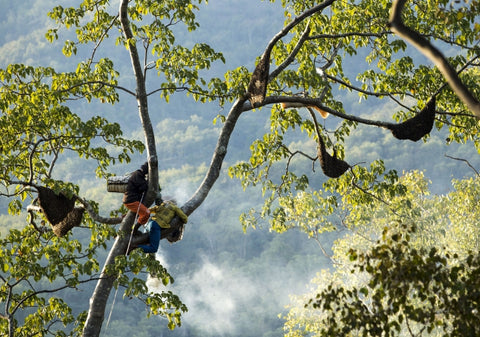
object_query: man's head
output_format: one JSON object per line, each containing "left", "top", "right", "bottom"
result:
{"left": 140, "top": 162, "right": 148, "bottom": 174}
{"left": 155, "top": 192, "right": 163, "bottom": 206}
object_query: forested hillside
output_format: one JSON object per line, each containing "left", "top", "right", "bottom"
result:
{"left": 1, "top": 1, "right": 479, "bottom": 336}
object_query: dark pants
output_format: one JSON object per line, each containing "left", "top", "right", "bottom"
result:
{"left": 138, "top": 220, "right": 161, "bottom": 253}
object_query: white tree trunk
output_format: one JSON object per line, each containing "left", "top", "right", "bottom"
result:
{"left": 81, "top": 0, "right": 158, "bottom": 335}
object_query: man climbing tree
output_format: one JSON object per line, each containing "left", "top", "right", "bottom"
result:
{"left": 122, "top": 162, "right": 151, "bottom": 231}
{"left": 129, "top": 197, "right": 188, "bottom": 254}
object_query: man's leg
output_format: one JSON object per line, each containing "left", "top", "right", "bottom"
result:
{"left": 148, "top": 221, "right": 161, "bottom": 252}
{"left": 137, "top": 203, "right": 151, "bottom": 225}
{"left": 124, "top": 201, "right": 151, "bottom": 225}
{"left": 137, "top": 221, "right": 161, "bottom": 253}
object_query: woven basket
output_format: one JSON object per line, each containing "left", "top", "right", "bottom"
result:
{"left": 107, "top": 175, "right": 130, "bottom": 193}
{"left": 167, "top": 223, "right": 185, "bottom": 243}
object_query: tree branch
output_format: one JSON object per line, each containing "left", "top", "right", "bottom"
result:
{"left": 389, "top": 0, "right": 480, "bottom": 118}
{"left": 27, "top": 209, "right": 51, "bottom": 234}
{"left": 268, "top": 0, "right": 338, "bottom": 80}
{"left": 7, "top": 275, "right": 103, "bottom": 325}
{"left": 87, "top": 14, "right": 120, "bottom": 68}
{"left": 308, "top": 30, "right": 390, "bottom": 40}
{"left": 26, "top": 200, "right": 122, "bottom": 228}
{"left": 59, "top": 80, "right": 136, "bottom": 97}
{"left": 183, "top": 96, "right": 247, "bottom": 214}
{"left": 260, "top": 95, "right": 398, "bottom": 129}
{"left": 247, "top": 0, "right": 337, "bottom": 106}
{"left": 444, "top": 154, "right": 480, "bottom": 177}
{"left": 269, "top": 24, "right": 311, "bottom": 81}
{"left": 82, "top": 1, "right": 159, "bottom": 335}
{"left": 324, "top": 73, "right": 407, "bottom": 99}
{"left": 75, "top": 197, "right": 123, "bottom": 225}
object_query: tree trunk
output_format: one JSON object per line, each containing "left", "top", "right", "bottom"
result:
{"left": 183, "top": 97, "right": 247, "bottom": 214}
{"left": 81, "top": 0, "right": 158, "bottom": 335}
{"left": 81, "top": 0, "right": 340, "bottom": 334}
{"left": 81, "top": 215, "right": 133, "bottom": 337}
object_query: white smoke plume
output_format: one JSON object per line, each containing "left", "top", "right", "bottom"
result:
{"left": 148, "top": 256, "right": 256, "bottom": 335}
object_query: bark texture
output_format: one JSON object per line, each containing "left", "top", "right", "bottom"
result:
{"left": 82, "top": 0, "right": 158, "bottom": 335}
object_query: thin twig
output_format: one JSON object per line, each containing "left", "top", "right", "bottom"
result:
{"left": 444, "top": 154, "right": 480, "bottom": 177}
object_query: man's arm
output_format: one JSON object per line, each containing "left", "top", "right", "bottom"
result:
{"left": 174, "top": 207, "right": 188, "bottom": 223}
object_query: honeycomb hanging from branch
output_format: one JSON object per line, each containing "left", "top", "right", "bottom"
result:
{"left": 388, "top": 96, "right": 436, "bottom": 141}
{"left": 247, "top": 53, "right": 270, "bottom": 107}
{"left": 306, "top": 107, "right": 350, "bottom": 178}
{"left": 317, "top": 139, "right": 350, "bottom": 178}
{"left": 36, "top": 186, "right": 84, "bottom": 237}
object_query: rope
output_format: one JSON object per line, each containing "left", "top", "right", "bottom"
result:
{"left": 105, "top": 192, "right": 145, "bottom": 329}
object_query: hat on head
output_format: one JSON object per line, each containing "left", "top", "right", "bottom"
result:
{"left": 140, "top": 162, "right": 148, "bottom": 174}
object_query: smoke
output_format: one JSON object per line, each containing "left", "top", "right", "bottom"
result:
{"left": 145, "top": 248, "right": 170, "bottom": 289}
{"left": 148, "top": 255, "right": 256, "bottom": 335}
{"left": 145, "top": 175, "right": 326, "bottom": 335}
{"left": 158, "top": 174, "right": 196, "bottom": 206}
{"left": 145, "top": 246, "right": 322, "bottom": 336}
{"left": 176, "top": 260, "right": 256, "bottom": 335}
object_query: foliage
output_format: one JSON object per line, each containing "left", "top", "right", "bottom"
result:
{"left": 0, "top": 225, "right": 100, "bottom": 336}
{"left": 0, "top": 62, "right": 144, "bottom": 212}
{"left": 0, "top": 214, "right": 185, "bottom": 336}
{"left": 230, "top": 0, "right": 480, "bottom": 235}
{"left": 1, "top": 0, "right": 224, "bottom": 335}
{"left": 283, "top": 172, "right": 480, "bottom": 336}
{"left": 0, "top": 0, "right": 480, "bottom": 336}
{"left": 310, "top": 225, "right": 480, "bottom": 336}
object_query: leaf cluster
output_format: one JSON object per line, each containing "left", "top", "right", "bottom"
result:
{"left": 46, "top": 0, "right": 228, "bottom": 105}
{"left": 0, "top": 223, "right": 112, "bottom": 336}
{"left": 107, "top": 252, "right": 187, "bottom": 330}
{"left": 307, "top": 222, "right": 480, "bottom": 336}
{"left": 0, "top": 63, "right": 144, "bottom": 213}
{"left": 284, "top": 172, "right": 480, "bottom": 336}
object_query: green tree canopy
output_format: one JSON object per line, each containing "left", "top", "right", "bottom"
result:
{"left": 283, "top": 171, "right": 480, "bottom": 336}
{"left": 0, "top": 0, "right": 479, "bottom": 336}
